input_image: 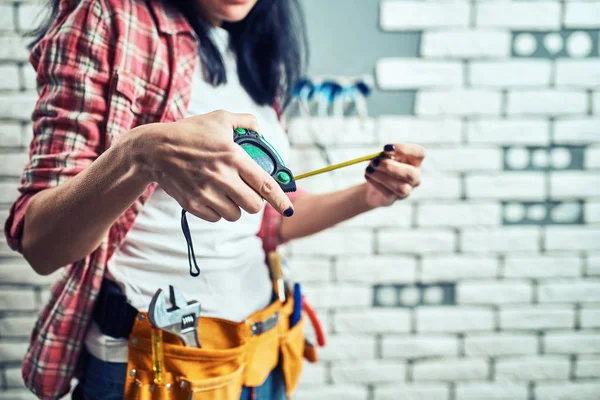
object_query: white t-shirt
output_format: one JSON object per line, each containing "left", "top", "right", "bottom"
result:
{"left": 85, "top": 26, "right": 290, "bottom": 362}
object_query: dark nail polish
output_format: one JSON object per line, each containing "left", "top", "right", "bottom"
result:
{"left": 284, "top": 207, "right": 294, "bottom": 217}
{"left": 384, "top": 144, "right": 395, "bottom": 152}
{"left": 372, "top": 157, "right": 381, "bottom": 167}
{"left": 366, "top": 166, "right": 375, "bottom": 174}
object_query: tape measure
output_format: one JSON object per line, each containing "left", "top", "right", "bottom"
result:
{"left": 234, "top": 128, "right": 297, "bottom": 193}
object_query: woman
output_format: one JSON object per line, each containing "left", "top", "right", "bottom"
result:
{"left": 5, "top": 0, "right": 425, "bottom": 398}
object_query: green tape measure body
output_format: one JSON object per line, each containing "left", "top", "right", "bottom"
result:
{"left": 233, "top": 128, "right": 297, "bottom": 193}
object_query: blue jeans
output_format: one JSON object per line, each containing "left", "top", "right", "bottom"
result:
{"left": 77, "top": 351, "right": 286, "bottom": 400}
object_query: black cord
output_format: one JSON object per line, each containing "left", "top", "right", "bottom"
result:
{"left": 181, "top": 209, "right": 200, "bottom": 277}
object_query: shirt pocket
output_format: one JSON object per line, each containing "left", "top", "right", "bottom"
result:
{"left": 105, "top": 70, "right": 167, "bottom": 147}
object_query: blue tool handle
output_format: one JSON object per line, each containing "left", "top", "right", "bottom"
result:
{"left": 290, "top": 283, "right": 302, "bottom": 327}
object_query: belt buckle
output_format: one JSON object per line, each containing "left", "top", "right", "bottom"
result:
{"left": 251, "top": 312, "right": 279, "bottom": 336}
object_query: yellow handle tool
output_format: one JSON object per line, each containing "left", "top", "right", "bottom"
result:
{"left": 294, "top": 151, "right": 383, "bottom": 181}
{"left": 151, "top": 327, "right": 165, "bottom": 385}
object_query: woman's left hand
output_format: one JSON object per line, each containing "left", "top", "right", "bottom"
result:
{"left": 364, "top": 143, "right": 426, "bottom": 208}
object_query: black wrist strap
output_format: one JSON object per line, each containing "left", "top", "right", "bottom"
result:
{"left": 181, "top": 209, "right": 200, "bottom": 277}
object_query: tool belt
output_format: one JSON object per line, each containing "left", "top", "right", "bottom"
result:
{"left": 93, "top": 279, "right": 305, "bottom": 399}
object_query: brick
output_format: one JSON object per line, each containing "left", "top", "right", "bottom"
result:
{"left": 461, "top": 227, "right": 540, "bottom": 253}
{"left": 575, "top": 356, "right": 600, "bottom": 378}
{"left": 0, "top": 260, "right": 60, "bottom": 285}
{"left": 539, "top": 280, "right": 600, "bottom": 303}
{"left": 0, "top": 122, "right": 22, "bottom": 147}
{"left": 377, "top": 59, "right": 463, "bottom": 89}
{"left": 22, "top": 63, "right": 36, "bottom": 91}
{"left": 418, "top": 202, "right": 501, "bottom": 227}
{"left": 318, "top": 335, "right": 375, "bottom": 361}
{"left": 416, "top": 90, "right": 502, "bottom": 116}
{"left": 0, "top": 289, "right": 36, "bottom": 311}
{"left": 556, "top": 60, "right": 600, "bottom": 87}
{"left": 375, "top": 384, "right": 449, "bottom": 400}
{"left": 456, "top": 383, "right": 528, "bottom": 400}
{"left": 338, "top": 203, "right": 411, "bottom": 228}
{"left": 378, "top": 229, "right": 456, "bottom": 254}
{"left": 536, "top": 383, "right": 600, "bottom": 400}
{"left": 297, "top": 363, "right": 326, "bottom": 387}
{"left": 0, "top": 35, "right": 30, "bottom": 61}
{"left": 467, "top": 119, "right": 549, "bottom": 145}
{"left": 0, "top": 65, "right": 19, "bottom": 90}
{"left": 564, "top": 2, "right": 600, "bottom": 28}
{"left": 0, "top": 152, "right": 28, "bottom": 177}
{"left": 378, "top": 117, "right": 462, "bottom": 144}
{"left": 423, "top": 147, "right": 502, "bottom": 173}
{"left": 0, "top": 4, "right": 14, "bottom": 32}
{"left": 334, "top": 309, "right": 411, "bottom": 334}
{"left": 380, "top": 1, "right": 469, "bottom": 30}
{"left": 382, "top": 335, "right": 458, "bottom": 358}
{"left": 500, "top": 305, "right": 574, "bottom": 329}
{"left": 408, "top": 174, "right": 461, "bottom": 201}
{"left": 331, "top": 360, "right": 405, "bottom": 384}
{"left": 421, "top": 255, "right": 499, "bottom": 282}
{"left": 457, "top": 280, "right": 532, "bottom": 304}
{"left": 476, "top": 2, "right": 560, "bottom": 30}
{"left": 302, "top": 284, "right": 371, "bottom": 309}
{"left": 546, "top": 227, "right": 600, "bottom": 251}
{"left": 589, "top": 255, "right": 600, "bottom": 276}
{"left": 289, "top": 230, "right": 372, "bottom": 256}
{"left": 586, "top": 147, "right": 600, "bottom": 169}
{"left": 507, "top": 90, "right": 587, "bottom": 115}
{"left": 554, "top": 118, "right": 600, "bottom": 144}
{"left": 421, "top": 30, "right": 510, "bottom": 58}
{"left": 5, "top": 366, "right": 25, "bottom": 388}
{"left": 417, "top": 307, "right": 494, "bottom": 333}
{"left": 285, "top": 257, "right": 331, "bottom": 283}
{"left": 504, "top": 255, "right": 581, "bottom": 278}
{"left": 335, "top": 256, "right": 417, "bottom": 284}
{"left": 496, "top": 356, "right": 570, "bottom": 380}
{"left": 413, "top": 358, "right": 488, "bottom": 381}
{"left": 465, "top": 333, "right": 538, "bottom": 356}
{"left": 0, "top": 93, "right": 37, "bottom": 120}
{"left": 0, "top": 341, "right": 28, "bottom": 362}
{"left": 581, "top": 305, "right": 600, "bottom": 328}
{"left": 0, "top": 389, "right": 38, "bottom": 400}
{"left": 465, "top": 173, "right": 546, "bottom": 200}
{"left": 18, "top": 3, "right": 45, "bottom": 32}
{"left": 295, "top": 385, "right": 367, "bottom": 400}
{"left": 0, "top": 181, "right": 19, "bottom": 203}
{"left": 0, "top": 315, "right": 37, "bottom": 338}
{"left": 545, "top": 332, "right": 600, "bottom": 354}
{"left": 470, "top": 61, "right": 551, "bottom": 87}
{"left": 287, "top": 117, "right": 376, "bottom": 146}
{"left": 551, "top": 172, "right": 600, "bottom": 198}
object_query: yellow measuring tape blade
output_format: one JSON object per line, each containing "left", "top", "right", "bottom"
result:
{"left": 294, "top": 151, "right": 383, "bottom": 181}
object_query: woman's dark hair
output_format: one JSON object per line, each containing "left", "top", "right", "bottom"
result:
{"left": 28, "top": 0, "right": 308, "bottom": 109}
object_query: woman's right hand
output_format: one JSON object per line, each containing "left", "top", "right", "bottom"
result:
{"left": 132, "top": 110, "right": 294, "bottom": 223}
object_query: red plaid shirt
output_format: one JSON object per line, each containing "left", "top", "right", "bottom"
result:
{"left": 4, "top": 0, "right": 303, "bottom": 398}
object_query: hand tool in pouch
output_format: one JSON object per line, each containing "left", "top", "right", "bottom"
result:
{"left": 150, "top": 328, "right": 165, "bottom": 384}
{"left": 234, "top": 128, "right": 296, "bottom": 193}
{"left": 268, "top": 252, "right": 286, "bottom": 303}
{"left": 148, "top": 285, "right": 201, "bottom": 348}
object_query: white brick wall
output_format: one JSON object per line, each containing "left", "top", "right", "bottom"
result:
{"left": 2, "top": 1, "right": 599, "bottom": 399}
{"left": 476, "top": 2, "right": 561, "bottom": 30}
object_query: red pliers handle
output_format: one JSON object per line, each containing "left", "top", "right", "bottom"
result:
{"left": 302, "top": 295, "right": 326, "bottom": 347}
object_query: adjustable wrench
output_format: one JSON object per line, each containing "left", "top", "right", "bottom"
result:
{"left": 148, "top": 285, "right": 201, "bottom": 348}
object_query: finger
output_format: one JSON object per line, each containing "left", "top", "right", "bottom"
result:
{"left": 223, "top": 176, "right": 265, "bottom": 215}
{"left": 237, "top": 152, "right": 294, "bottom": 217}
{"left": 364, "top": 173, "right": 395, "bottom": 198}
{"left": 188, "top": 205, "right": 222, "bottom": 223}
{"left": 159, "top": 180, "right": 223, "bottom": 223}
{"left": 382, "top": 143, "right": 426, "bottom": 167}
{"left": 198, "top": 187, "right": 243, "bottom": 222}
{"left": 229, "top": 112, "right": 260, "bottom": 132}
{"left": 371, "top": 157, "right": 421, "bottom": 187}
{"left": 366, "top": 166, "right": 413, "bottom": 199}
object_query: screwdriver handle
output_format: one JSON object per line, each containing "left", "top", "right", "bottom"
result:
{"left": 151, "top": 327, "right": 165, "bottom": 384}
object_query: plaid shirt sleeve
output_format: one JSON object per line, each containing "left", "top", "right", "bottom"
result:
{"left": 4, "top": 0, "right": 112, "bottom": 252}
